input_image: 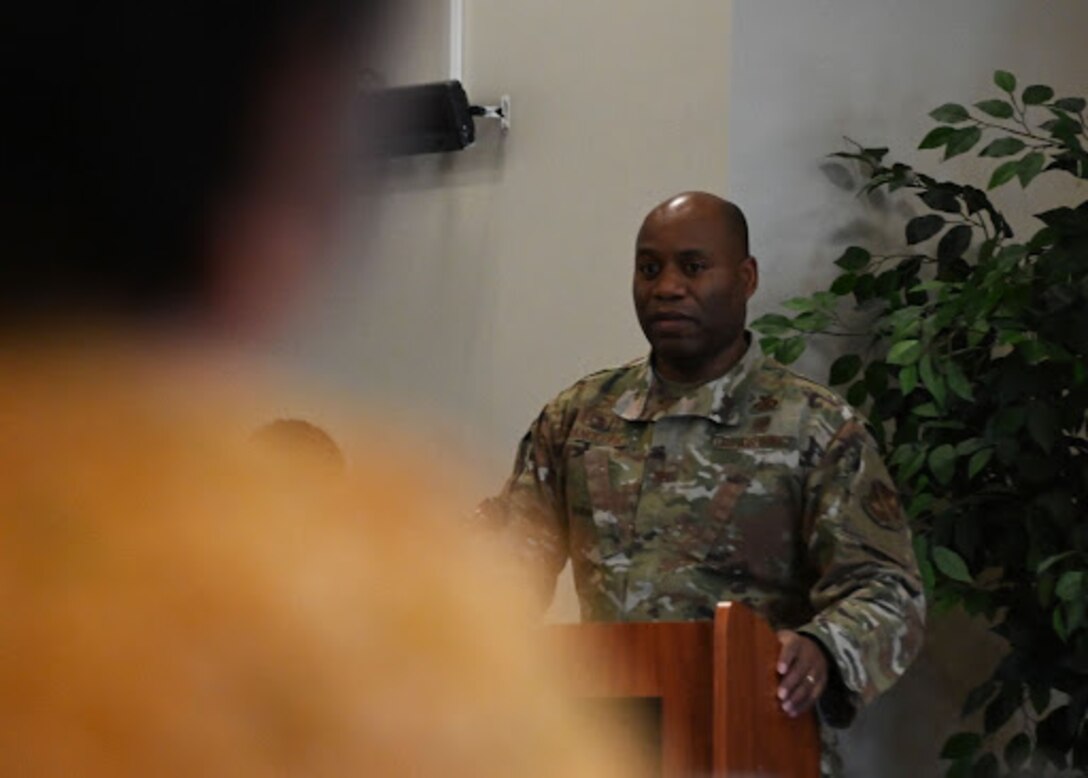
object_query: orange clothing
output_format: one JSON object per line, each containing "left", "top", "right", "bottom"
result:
{"left": 0, "top": 342, "right": 628, "bottom": 778}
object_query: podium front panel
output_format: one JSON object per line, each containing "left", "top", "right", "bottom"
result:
{"left": 546, "top": 621, "right": 713, "bottom": 777}
{"left": 545, "top": 604, "right": 819, "bottom": 778}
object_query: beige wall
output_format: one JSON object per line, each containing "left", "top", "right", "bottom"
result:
{"left": 307, "top": 0, "right": 731, "bottom": 441}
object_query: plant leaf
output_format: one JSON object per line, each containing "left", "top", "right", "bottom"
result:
{"left": 975, "top": 99, "right": 1014, "bottom": 119}
{"left": 906, "top": 214, "right": 946, "bottom": 244}
{"left": 830, "top": 273, "right": 857, "bottom": 295}
{"left": 846, "top": 380, "right": 867, "bottom": 408}
{"left": 834, "top": 246, "right": 871, "bottom": 272}
{"left": 1045, "top": 113, "right": 1083, "bottom": 145}
{"left": 945, "top": 759, "right": 971, "bottom": 778}
{"left": 961, "top": 186, "right": 990, "bottom": 215}
{"left": 920, "top": 188, "right": 962, "bottom": 214}
{"left": 1027, "top": 402, "right": 1058, "bottom": 453}
{"left": 1017, "top": 339, "right": 1049, "bottom": 365}
{"left": 988, "top": 159, "right": 1021, "bottom": 189}
{"left": 1054, "top": 97, "right": 1087, "bottom": 113}
{"left": 992, "top": 406, "right": 1027, "bottom": 435}
{"left": 973, "top": 753, "right": 999, "bottom": 778}
{"left": 930, "top": 103, "right": 971, "bottom": 124}
{"left": 782, "top": 296, "right": 816, "bottom": 312}
{"left": 1022, "top": 84, "right": 1055, "bottom": 105}
{"left": 963, "top": 681, "right": 997, "bottom": 717}
{"left": 1004, "top": 733, "right": 1031, "bottom": 771}
{"left": 887, "top": 339, "right": 924, "bottom": 365}
{"left": 1017, "top": 152, "right": 1046, "bottom": 187}
{"left": 1054, "top": 608, "right": 1068, "bottom": 641}
{"left": 928, "top": 443, "right": 957, "bottom": 485}
{"left": 792, "top": 311, "right": 827, "bottom": 332}
{"left": 993, "top": 70, "right": 1016, "bottom": 92}
{"left": 955, "top": 438, "right": 985, "bottom": 456}
{"left": 1066, "top": 599, "right": 1087, "bottom": 634}
{"left": 900, "top": 364, "right": 919, "bottom": 395}
{"left": 919, "top": 126, "right": 957, "bottom": 150}
{"left": 900, "top": 447, "right": 928, "bottom": 481}
{"left": 829, "top": 354, "right": 863, "bottom": 386}
{"left": 908, "top": 491, "right": 935, "bottom": 521}
{"left": 933, "top": 546, "right": 972, "bottom": 583}
{"left": 865, "top": 361, "right": 889, "bottom": 396}
{"left": 1072, "top": 360, "right": 1088, "bottom": 387}
{"left": 913, "top": 402, "right": 940, "bottom": 418}
{"left": 1030, "top": 684, "right": 1052, "bottom": 715}
{"left": 984, "top": 685, "right": 1022, "bottom": 734}
{"left": 853, "top": 274, "right": 876, "bottom": 303}
{"left": 1038, "top": 551, "right": 1080, "bottom": 574}
{"left": 945, "top": 126, "right": 983, "bottom": 159}
{"left": 979, "top": 137, "right": 1026, "bottom": 158}
{"left": 946, "top": 361, "right": 975, "bottom": 400}
{"left": 941, "top": 732, "right": 983, "bottom": 760}
{"left": 914, "top": 534, "right": 936, "bottom": 591}
{"left": 920, "top": 354, "right": 947, "bottom": 408}
{"left": 1056, "top": 571, "right": 1085, "bottom": 602}
{"left": 938, "top": 224, "right": 973, "bottom": 261}
{"left": 775, "top": 336, "right": 806, "bottom": 365}
{"left": 751, "top": 313, "right": 793, "bottom": 336}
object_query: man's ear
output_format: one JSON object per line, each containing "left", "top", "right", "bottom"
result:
{"left": 743, "top": 256, "right": 760, "bottom": 300}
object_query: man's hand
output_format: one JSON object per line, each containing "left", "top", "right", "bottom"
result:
{"left": 775, "top": 631, "right": 828, "bottom": 717}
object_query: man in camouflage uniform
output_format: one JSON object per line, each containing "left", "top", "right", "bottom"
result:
{"left": 479, "top": 192, "right": 925, "bottom": 771}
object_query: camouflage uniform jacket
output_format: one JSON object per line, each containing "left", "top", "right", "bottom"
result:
{"left": 480, "top": 342, "right": 926, "bottom": 726}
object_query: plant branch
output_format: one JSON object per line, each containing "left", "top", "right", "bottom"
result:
{"left": 970, "top": 117, "right": 1057, "bottom": 145}
{"left": 809, "top": 329, "right": 873, "bottom": 339}
{"left": 872, "top": 253, "right": 939, "bottom": 265}
{"left": 1010, "top": 92, "right": 1034, "bottom": 136}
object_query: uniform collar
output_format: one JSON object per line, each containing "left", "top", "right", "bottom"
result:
{"left": 611, "top": 335, "right": 762, "bottom": 425}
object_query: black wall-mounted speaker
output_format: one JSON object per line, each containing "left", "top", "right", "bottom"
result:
{"left": 359, "top": 80, "right": 475, "bottom": 158}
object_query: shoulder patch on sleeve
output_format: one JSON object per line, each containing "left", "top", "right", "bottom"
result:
{"left": 863, "top": 479, "right": 906, "bottom": 531}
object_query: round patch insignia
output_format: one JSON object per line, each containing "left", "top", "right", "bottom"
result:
{"left": 864, "top": 480, "right": 905, "bottom": 530}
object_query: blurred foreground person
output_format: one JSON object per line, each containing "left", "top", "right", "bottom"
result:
{"left": 0, "top": 4, "right": 629, "bottom": 777}
{"left": 252, "top": 418, "right": 348, "bottom": 474}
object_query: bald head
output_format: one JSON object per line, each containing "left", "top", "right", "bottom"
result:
{"left": 639, "top": 192, "right": 750, "bottom": 261}
{"left": 632, "top": 191, "right": 758, "bottom": 384}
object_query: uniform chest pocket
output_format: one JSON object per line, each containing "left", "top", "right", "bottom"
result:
{"left": 703, "top": 454, "right": 804, "bottom": 583}
{"left": 563, "top": 427, "right": 647, "bottom": 559}
{"left": 568, "top": 441, "right": 643, "bottom": 519}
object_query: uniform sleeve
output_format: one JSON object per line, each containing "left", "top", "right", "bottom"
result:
{"left": 796, "top": 417, "right": 926, "bottom": 728}
{"left": 475, "top": 403, "right": 570, "bottom": 611}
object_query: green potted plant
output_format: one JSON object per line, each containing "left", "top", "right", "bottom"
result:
{"left": 752, "top": 71, "right": 1087, "bottom": 777}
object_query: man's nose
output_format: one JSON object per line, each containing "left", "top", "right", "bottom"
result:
{"left": 652, "top": 265, "right": 687, "bottom": 299}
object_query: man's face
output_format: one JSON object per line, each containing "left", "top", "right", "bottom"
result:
{"left": 633, "top": 203, "right": 757, "bottom": 379}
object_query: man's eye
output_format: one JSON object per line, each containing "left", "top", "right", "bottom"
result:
{"left": 638, "top": 263, "right": 660, "bottom": 278}
{"left": 683, "top": 260, "right": 707, "bottom": 275}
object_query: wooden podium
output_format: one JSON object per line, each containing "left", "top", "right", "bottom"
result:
{"left": 546, "top": 602, "right": 820, "bottom": 777}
